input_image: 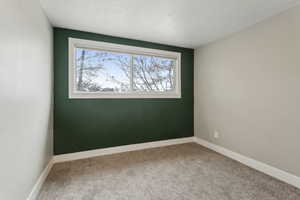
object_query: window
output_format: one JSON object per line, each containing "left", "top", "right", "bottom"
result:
{"left": 69, "top": 38, "right": 181, "bottom": 98}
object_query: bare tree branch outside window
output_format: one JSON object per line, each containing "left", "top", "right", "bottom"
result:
{"left": 75, "top": 48, "right": 176, "bottom": 93}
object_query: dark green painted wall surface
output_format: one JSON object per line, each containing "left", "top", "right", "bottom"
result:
{"left": 54, "top": 28, "right": 194, "bottom": 155}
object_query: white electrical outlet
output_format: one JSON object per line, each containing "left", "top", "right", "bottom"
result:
{"left": 214, "top": 131, "right": 220, "bottom": 139}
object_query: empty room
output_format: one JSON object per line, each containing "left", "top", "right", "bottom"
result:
{"left": 1, "top": 0, "right": 300, "bottom": 199}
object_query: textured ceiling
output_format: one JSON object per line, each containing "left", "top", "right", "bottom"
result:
{"left": 40, "top": 0, "right": 300, "bottom": 48}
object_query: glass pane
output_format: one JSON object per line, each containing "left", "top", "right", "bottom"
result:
{"left": 133, "top": 55, "right": 176, "bottom": 92}
{"left": 75, "top": 48, "right": 130, "bottom": 92}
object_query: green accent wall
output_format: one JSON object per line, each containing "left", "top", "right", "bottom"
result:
{"left": 54, "top": 28, "right": 194, "bottom": 155}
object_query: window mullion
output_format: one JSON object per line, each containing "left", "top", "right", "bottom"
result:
{"left": 130, "top": 55, "right": 134, "bottom": 92}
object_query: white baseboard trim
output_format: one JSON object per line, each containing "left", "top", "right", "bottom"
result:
{"left": 26, "top": 159, "right": 54, "bottom": 200}
{"left": 193, "top": 137, "right": 300, "bottom": 189}
{"left": 27, "top": 136, "right": 300, "bottom": 198}
{"left": 53, "top": 137, "right": 194, "bottom": 163}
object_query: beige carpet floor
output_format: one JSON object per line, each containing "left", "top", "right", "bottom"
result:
{"left": 38, "top": 143, "right": 300, "bottom": 200}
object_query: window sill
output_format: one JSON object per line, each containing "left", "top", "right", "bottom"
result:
{"left": 69, "top": 92, "right": 181, "bottom": 99}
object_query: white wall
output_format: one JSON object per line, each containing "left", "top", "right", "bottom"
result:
{"left": 0, "top": 0, "right": 53, "bottom": 199}
{"left": 195, "top": 5, "right": 300, "bottom": 177}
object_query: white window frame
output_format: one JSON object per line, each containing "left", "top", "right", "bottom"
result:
{"left": 68, "top": 38, "right": 181, "bottom": 99}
